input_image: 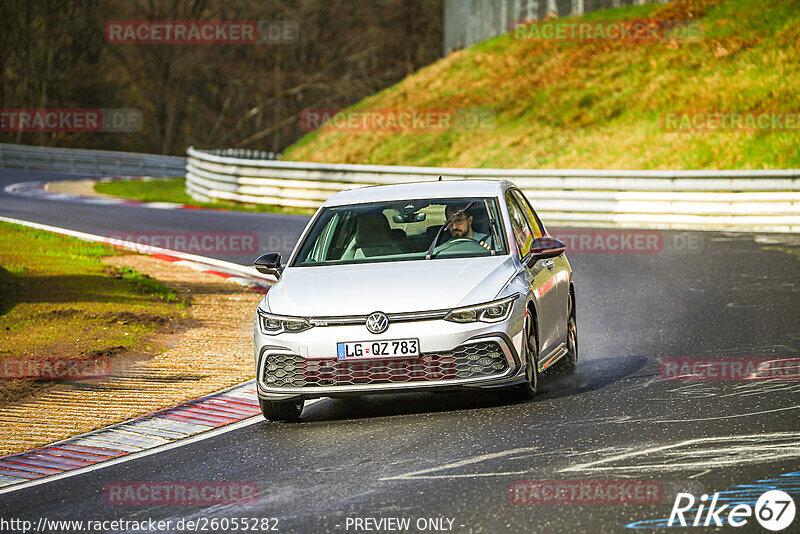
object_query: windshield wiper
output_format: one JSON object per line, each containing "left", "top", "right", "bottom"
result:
{"left": 425, "top": 200, "right": 475, "bottom": 260}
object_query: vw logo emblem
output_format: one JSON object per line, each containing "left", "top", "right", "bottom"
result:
{"left": 366, "top": 312, "right": 389, "bottom": 334}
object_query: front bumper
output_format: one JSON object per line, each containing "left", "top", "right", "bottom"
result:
{"left": 255, "top": 312, "right": 526, "bottom": 401}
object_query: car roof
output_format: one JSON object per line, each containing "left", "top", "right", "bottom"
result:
{"left": 323, "top": 179, "right": 515, "bottom": 207}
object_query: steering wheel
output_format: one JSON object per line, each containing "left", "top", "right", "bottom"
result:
{"left": 448, "top": 238, "right": 479, "bottom": 245}
{"left": 435, "top": 237, "right": 487, "bottom": 254}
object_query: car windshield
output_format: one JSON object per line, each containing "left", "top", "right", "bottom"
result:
{"left": 291, "top": 197, "right": 507, "bottom": 267}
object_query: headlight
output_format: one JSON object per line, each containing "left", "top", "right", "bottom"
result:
{"left": 257, "top": 309, "right": 313, "bottom": 335}
{"left": 444, "top": 294, "right": 519, "bottom": 324}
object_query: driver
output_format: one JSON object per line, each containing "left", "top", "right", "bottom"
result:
{"left": 444, "top": 204, "right": 492, "bottom": 250}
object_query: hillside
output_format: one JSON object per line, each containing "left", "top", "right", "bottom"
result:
{"left": 283, "top": 0, "right": 800, "bottom": 169}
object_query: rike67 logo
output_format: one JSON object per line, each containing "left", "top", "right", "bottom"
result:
{"left": 669, "top": 490, "right": 795, "bottom": 531}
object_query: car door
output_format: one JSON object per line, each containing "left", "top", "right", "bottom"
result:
{"left": 511, "top": 189, "right": 570, "bottom": 345}
{"left": 504, "top": 189, "right": 560, "bottom": 358}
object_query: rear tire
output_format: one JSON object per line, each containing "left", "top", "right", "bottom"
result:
{"left": 499, "top": 312, "right": 538, "bottom": 402}
{"left": 259, "top": 398, "right": 304, "bottom": 422}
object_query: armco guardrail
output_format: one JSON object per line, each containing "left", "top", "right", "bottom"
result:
{"left": 186, "top": 147, "right": 800, "bottom": 232}
{"left": 0, "top": 143, "right": 184, "bottom": 177}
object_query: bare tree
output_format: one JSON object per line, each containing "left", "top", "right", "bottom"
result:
{"left": 0, "top": 0, "right": 443, "bottom": 154}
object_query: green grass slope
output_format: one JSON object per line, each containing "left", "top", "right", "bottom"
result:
{"left": 283, "top": 0, "right": 800, "bottom": 169}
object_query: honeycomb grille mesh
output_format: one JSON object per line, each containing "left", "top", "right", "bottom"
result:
{"left": 262, "top": 341, "right": 508, "bottom": 388}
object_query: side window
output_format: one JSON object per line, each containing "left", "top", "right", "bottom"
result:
{"left": 505, "top": 191, "right": 534, "bottom": 258}
{"left": 511, "top": 189, "right": 544, "bottom": 238}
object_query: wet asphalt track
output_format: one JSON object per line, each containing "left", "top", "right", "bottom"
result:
{"left": 1, "top": 168, "right": 800, "bottom": 533}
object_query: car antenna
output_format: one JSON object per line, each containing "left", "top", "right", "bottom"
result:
{"left": 438, "top": 175, "right": 442, "bottom": 181}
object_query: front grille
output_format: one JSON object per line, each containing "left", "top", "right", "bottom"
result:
{"left": 262, "top": 341, "right": 508, "bottom": 388}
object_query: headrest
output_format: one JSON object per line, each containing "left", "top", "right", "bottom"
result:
{"left": 356, "top": 213, "right": 392, "bottom": 247}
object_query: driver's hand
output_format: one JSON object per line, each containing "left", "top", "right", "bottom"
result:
{"left": 479, "top": 241, "right": 490, "bottom": 250}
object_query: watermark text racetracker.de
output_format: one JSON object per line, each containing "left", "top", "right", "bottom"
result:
{"left": 104, "top": 481, "right": 258, "bottom": 505}
{"left": 1, "top": 109, "right": 142, "bottom": 132}
{"left": 104, "top": 20, "right": 299, "bottom": 44}
{"left": 300, "top": 108, "right": 496, "bottom": 132}
{"left": 661, "top": 357, "right": 800, "bottom": 381}
{"left": 105, "top": 231, "right": 259, "bottom": 256}
{"left": 662, "top": 110, "right": 800, "bottom": 132}
{"left": 510, "top": 18, "right": 703, "bottom": 42}
{"left": 549, "top": 229, "right": 703, "bottom": 254}
{"left": 509, "top": 480, "right": 663, "bottom": 504}
{"left": 1, "top": 357, "right": 111, "bottom": 381}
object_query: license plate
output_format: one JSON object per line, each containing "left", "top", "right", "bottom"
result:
{"left": 336, "top": 339, "right": 420, "bottom": 360}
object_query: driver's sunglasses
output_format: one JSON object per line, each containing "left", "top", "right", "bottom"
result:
{"left": 451, "top": 215, "right": 469, "bottom": 224}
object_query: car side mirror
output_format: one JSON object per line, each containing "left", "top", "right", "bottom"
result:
{"left": 526, "top": 237, "right": 566, "bottom": 266}
{"left": 254, "top": 252, "right": 283, "bottom": 278}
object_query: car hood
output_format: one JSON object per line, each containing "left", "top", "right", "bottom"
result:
{"left": 266, "top": 255, "right": 517, "bottom": 316}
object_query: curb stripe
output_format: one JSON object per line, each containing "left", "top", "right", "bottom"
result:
{"left": 0, "top": 462, "right": 58, "bottom": 475}
{"left": 150, "top": 253, "right": 182, "bottom": 262}
{"left": 199, "top": 396, "right": 260, "bottom": 409}
{"left": 215, "top": 395, "right": 259, "bottom": 406}
{"left": 202, "top": 270, "right": 234, "bottom": 278}
{"left": 22, "top": 454, "right": 92, "bottom": 467}
{"left": 207, "top": 397, "right": 260, "bottom": 410}
{"left": 169, "top": 408, "right": 236, "bottom": 423}
{"left": 0, "top": 469, "right": 44, "bottom": 480}
{"left": 119, "top": 425, "right": 185, "bottom": 440}
{"left": 70, "top": 439, "right": 142, "bottom": 453}
{"left": 193, "top": 409, "right": 254, "bottom": 420}
{"left": 159, "top": 414, "right": 218, "bottom": 427}
{"left": 42, "top": 449, "right": 113, "bottom": 462}
{"left": 5, "top": 458, "right": 71, "bottom": 471}
{"left": 194, "top": 403, "right": 258, "bottom": 418}
{"left": 55, "top": 444, "right": 127, "bottom": 457}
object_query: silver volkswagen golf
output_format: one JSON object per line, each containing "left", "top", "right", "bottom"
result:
{"left": 253, "top": 180, "right": 576, "bottom": 421}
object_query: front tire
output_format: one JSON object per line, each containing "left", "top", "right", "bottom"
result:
{"left": 259, "top": 398, "right": 304, "bottom": 422}
{"left": 499, "top": 312, "right": 538, "bottom": 402}
{"left": 560, "top": 290, "right": 578, "bottom": 372}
